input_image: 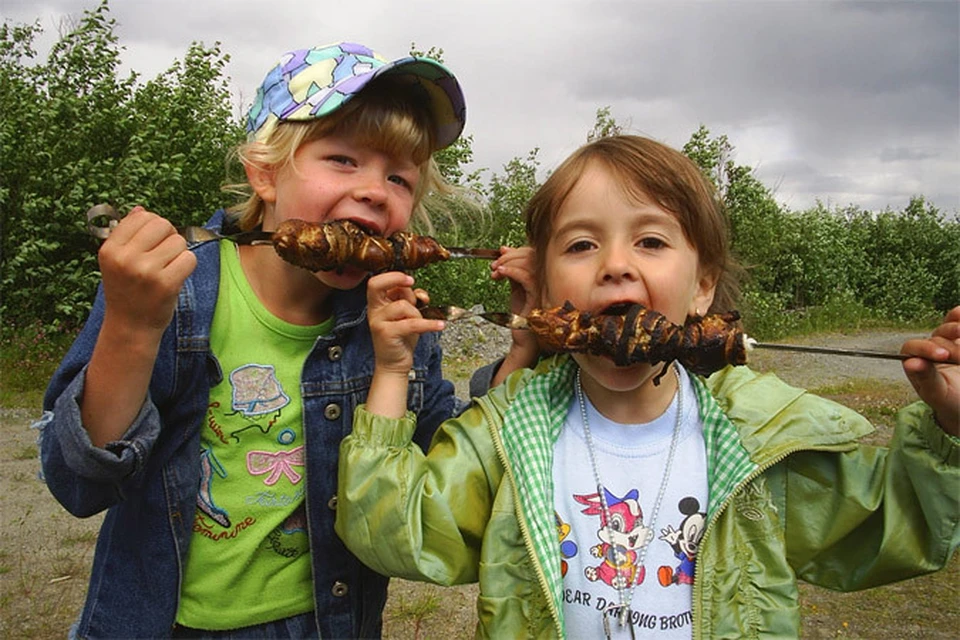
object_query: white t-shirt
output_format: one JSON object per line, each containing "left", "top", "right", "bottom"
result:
{"left": 554, "top": 367, "right": 708, "bottom": 639}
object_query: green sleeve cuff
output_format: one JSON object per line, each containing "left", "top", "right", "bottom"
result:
{"left": 904, "top": 401, "right": 960, "bottom": 466}
{"left": 352, "top": 404, "right": 419, "bottom": 448}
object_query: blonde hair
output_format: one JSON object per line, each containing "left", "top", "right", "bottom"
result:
{"left": 525, "top": 135, "right": 741, "bottom": 313}
{"left": 225, "top": 76, "right": 455, "bottom": 232}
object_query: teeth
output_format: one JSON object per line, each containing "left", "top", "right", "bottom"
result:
{"left": 342, "top": 220, "right": 378, "bottom": 236}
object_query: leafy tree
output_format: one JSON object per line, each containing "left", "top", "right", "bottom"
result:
{"left": 124, "top": 41, "right": 242, "bottom": 224}
{"left": 416, "top": 150, "right": 541, "bottom": 310}
{"left": 587, "top": 106, "right": 623, "bottom": 142}
{"left": 846, "top": 198, "right": 958, "bottom": 322}
{"left": 2, "top": 2, "right": 133, "bottom": 330}
{"left": 682, "top": 125, "right": 791, "bottom": 329}
{"left": 1, "top": 0, "right": 244, "bottom": 332}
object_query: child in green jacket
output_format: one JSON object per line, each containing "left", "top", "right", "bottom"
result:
{"left": 337, "top": 134, "right": 959, "bottom": 638}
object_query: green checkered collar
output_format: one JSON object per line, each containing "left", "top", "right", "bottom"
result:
{"left": 498, "top": 355, "right": 757, "bottom": 622}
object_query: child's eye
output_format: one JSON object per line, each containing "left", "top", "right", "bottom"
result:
{"left": 638, "top": 237, "right": 666, "bottom": 250}
{"left": 566, "top": 240, "right": 595, "bottom": 253}
{"left": 388, "top": 174, "right": 412, "bottom": 190}
{"left": 328, "top": 155, "right": 356, "bottom": 166}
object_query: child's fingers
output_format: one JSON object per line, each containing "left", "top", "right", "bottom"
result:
{"left": 940, "top": 305, "right": 960, "bottom": 326}
{"left": 413, "top": 288, "right": 431, "bottom": 308}
{"left": 900, "top": 337, "right": 954, "bottom": 368}
{"left": 900, "top": 322, "right": 960, "bottom": 434}
{"left": 104, "top": 207, "right": 175, "bottom": 250}
{"left": 368, "top": 271, "right": 415, "bottom": 293}
{"left": 366, "top": 272, "right": 415, "bottom": 306}
{"left": 901, "top": 311, "right": 960, "bottom": 372}
{"left": 930, "top": 312, "right": 960, "bottom": 344}
{"left": 491, "top": 246, "right": 533, "bottom": 270}
{"left": 491, "top": 246, "right": 533, "bottom": 272}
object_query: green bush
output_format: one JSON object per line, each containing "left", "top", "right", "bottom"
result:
{"left": 1, "top": 1, "right": 243, "bottom": 332}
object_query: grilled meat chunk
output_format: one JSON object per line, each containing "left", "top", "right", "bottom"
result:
{"left": 527, "top": 302, "right": 747, "bottom": 375}
{"left": 272, "top": 219, "right": 451, "bottom": 273}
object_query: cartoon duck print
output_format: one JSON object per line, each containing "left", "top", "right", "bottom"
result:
{"left": 574, "top": 488, "right": 652, "bottom": 589}
{"left": 657, "top": 496, "right": 706, "bottom": 587}
{"left": 555, "top": 511, "right": 579, "bottom": 577}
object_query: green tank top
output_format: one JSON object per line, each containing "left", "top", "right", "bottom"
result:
{"left": 177, "top": 243, "right": 331, "bottom": 630}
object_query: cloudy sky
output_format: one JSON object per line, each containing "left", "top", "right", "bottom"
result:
{"left": 5, "top": 0, "right": 958, "bottom": 214}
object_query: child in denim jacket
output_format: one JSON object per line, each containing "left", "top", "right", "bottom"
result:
{"left": 36, "top": 42, "right": 532, "bottom": 639}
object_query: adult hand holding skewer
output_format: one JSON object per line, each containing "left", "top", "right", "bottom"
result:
{"left": 900, "top": 305, "right": 960, "bottom": 436}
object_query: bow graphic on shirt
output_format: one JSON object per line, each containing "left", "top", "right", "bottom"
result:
{"left": 247, "top": 446, "right": 305, "bottom": 485}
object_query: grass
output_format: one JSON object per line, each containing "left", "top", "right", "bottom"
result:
{"left": 741, "top": 290, "right": 943, "bottom": 341}
{"left": 0, "top": 324, "right": 78, "bottom": 409}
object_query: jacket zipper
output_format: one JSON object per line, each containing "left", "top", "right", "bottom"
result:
{"left": 477, "top": 395, "right": 566, "bottom": 638}
{"left": 691, "top": 441, "right": 856, "bottom": 640}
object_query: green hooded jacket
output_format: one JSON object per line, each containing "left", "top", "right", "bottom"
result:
{"left": 336, "top": 355, "right": 959, "bottom": 638}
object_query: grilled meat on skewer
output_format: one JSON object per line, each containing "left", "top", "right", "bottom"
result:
{"left": 680, "top": 310, "right": 748, "bottom": 375}
{"left": 526, "top": 302, "right": 747, "bottom": 376}
{"left": 272, "top": 219, "right": 451, "bottom": 273}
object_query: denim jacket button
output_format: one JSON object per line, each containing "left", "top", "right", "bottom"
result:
{"left": 332, "top": 581, "right": 349, "bottom": 597}
{"left": 327, "top": 494, "right": 338, "bottom": 510}
{"left": 324, "top": 403, "right": 342, "bottom": 420}
{"left": 327, "top": 345, "right": 343, "bottom": 361}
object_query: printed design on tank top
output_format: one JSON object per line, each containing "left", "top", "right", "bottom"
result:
{"left": 192, "top": 364, "right": 304, "bottom": 549}
{"left": 555, "top": 511, "right": 579, "bottom": 577}
{"left": 657, "top": 497, "right": 706, "bottom": 587}
{"left": 264, "top": 504, "right": 309, "bottom": 558}
{"left": 217, "top": 364, "right": 289, "bottom": 442}
{"left": 247, "top": 445, "right": 305, "bottom": 485}
{"left": 230, "top": 364, "right": 290, "bottom": 415}
{"left": 197, "top": 445, "right": 231, "bottom": 527}
{"left": 575, "top": 488, "right": 652, "bottom": 589}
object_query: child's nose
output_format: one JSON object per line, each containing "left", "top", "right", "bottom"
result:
{"left": 600, "top": 245, "right": 639, "bottom": 282}
{"left": 352, "top": 172, "right": 389, "bottom": 206}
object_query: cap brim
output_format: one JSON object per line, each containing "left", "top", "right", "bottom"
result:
{"left": 369, "top": 57, "right": 467, "bottom": 150}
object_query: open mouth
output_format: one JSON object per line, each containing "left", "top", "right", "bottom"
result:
{"left": 598, "top": 302, "right": 637, "bottom": 316}
{"left": 342, "top": 219, "right": 382, "bottom": 237}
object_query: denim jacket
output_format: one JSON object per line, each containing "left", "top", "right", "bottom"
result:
{"left": 34, "top": 210, "right": 459, "bottom": 639}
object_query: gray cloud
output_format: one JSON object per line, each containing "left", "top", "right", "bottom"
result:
{"left": 3, "top": 0, "right": 957, "bottom": 213}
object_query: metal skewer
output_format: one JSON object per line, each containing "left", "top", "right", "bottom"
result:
{"left": 444, "top": 247, "right": 501, "bottom": 260}
{"left": 423, "top": 306, "right": 916, "bottom": 362}
{"left": 419, "top": 305, "right": 529, "bottom": 329}
{"left": 746, "top": 340, "right": 909, "bottom": 361}
{"left": 87, "top": 204, "right": 274, "bottom": 246}
{"left": 87, "top": 204, "right": 501, "bottom": 257}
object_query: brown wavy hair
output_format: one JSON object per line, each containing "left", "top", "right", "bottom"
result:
{"left": 524, "top": 135, "right": 741, "bottom": 314}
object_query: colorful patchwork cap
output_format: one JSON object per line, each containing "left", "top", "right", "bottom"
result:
{"left": 245, "top": 42, "right": 466, "bottom": 150}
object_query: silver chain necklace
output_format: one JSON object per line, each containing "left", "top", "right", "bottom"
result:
{"left": 575, "top": 365, "right": 683, "bottom": 640}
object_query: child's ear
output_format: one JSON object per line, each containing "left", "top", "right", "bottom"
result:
{"left": 691, "top": 268, "right": 719, "bottom": 316}
{"left": 244, "top": 161, "right": 278, "bottom": 204}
